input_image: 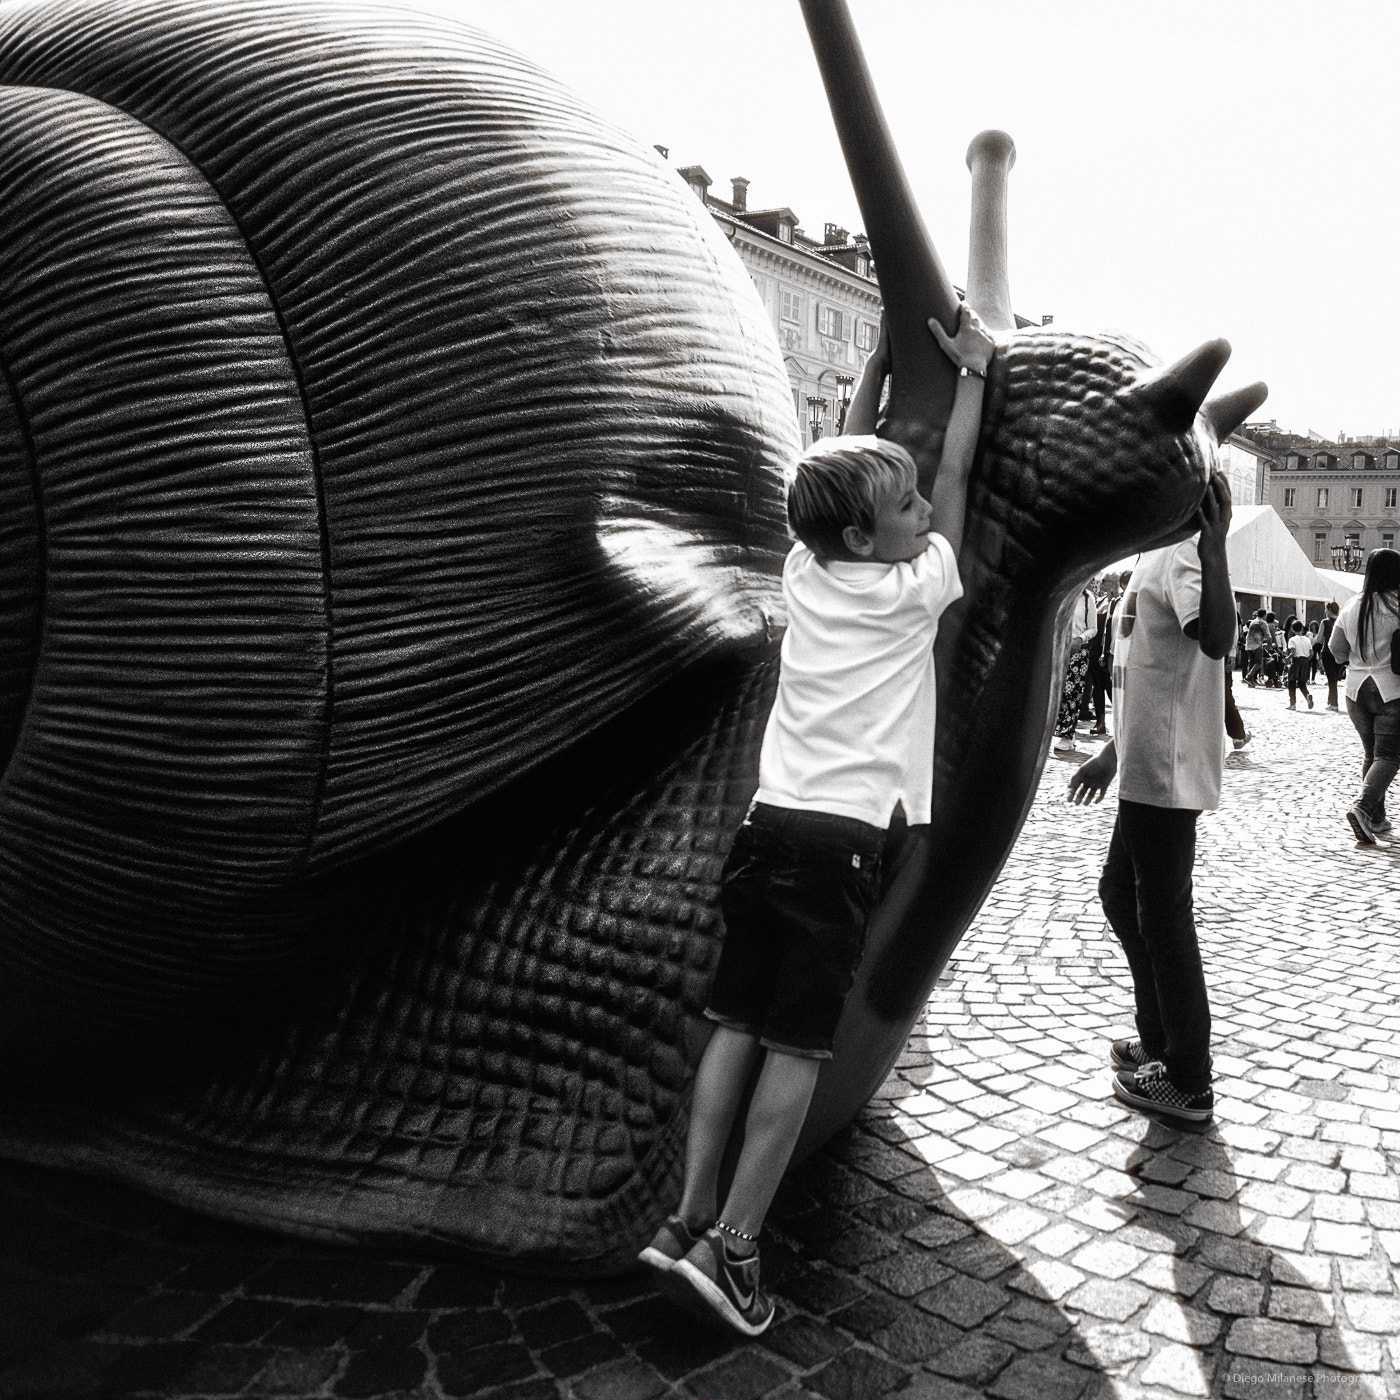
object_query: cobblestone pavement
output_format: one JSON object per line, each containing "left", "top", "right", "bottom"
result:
{"left": 2, "top": 678, "right": 1397, "bottom": 1400}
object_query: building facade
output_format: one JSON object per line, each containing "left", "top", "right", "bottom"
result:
{"left": 1244, "top": 424, "right": 1400, "bottom": 567}
{"left": 674, "top": 163, "right": 883, "bottom": 447}
{"left": 1217, "top": 435, "right": 1269, "bottom": 510}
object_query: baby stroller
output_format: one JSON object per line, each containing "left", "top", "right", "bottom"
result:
{"left": 1257, "top": 641, "right": 1287, "bottom": 688}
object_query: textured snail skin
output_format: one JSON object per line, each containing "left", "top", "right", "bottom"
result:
{"left": 0, "top": 2, "right": 1237, "bottom": 1272}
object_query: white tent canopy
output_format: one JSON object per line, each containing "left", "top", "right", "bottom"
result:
{"left": 1098, "top": 505, "right": 1345, "bottom": 612}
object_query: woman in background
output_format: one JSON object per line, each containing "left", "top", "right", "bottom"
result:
{"left": 1326, "top": 549, "right": 1400, "bottom": 843}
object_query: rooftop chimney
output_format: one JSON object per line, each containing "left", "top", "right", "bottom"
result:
{"left": 824, "top": 222, "right": 848, "bottom": 246}
{"left": 730, "top": 177, "right": 749, "bottom": 212}
{"left": 653, "top": 144, "right": 669, "bottom": 159}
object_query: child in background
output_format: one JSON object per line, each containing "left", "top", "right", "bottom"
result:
{"left": 639, "top": 303, "right": 995, "bottom": 1336}
{"left": 1286, "top": 619, "right": 1314, "bottom": 710}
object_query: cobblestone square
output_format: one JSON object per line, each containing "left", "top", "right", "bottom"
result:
{"left": 1, "top": 681, "right": 1396, "bottom": 1398}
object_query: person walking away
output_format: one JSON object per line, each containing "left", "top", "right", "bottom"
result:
{"left": 1318, "top": 601, "right": 1343, "bottom": 710}
{"left": 1066, "top": 471, "right": 1236, "bottom": 1124}
{"left": 1053, "top": 584, "right": 1098, "bottom": 754}
{"left": 638, "top": 304, "right": 995, "bottom": 1335}
{"left": 1325, "top": 548, "right": 1400, "bottom": 843}
{"left": 1243, "top": 608, "right": 1269, "bottom": 686}
{"left": 1285, "top": 620, "right": 1314, "bottom": 710}
{"left": 1084, "top": 583, "right": 1112, "bottom": 736}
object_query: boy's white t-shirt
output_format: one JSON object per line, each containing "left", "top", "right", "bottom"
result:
{"left": 755, "top": 535, "right": 962, "bottom": 828}
{"left": 1287, "top": 633, "right": 1313, "bottom": 660}
{"left": 1112, "top": 538, "right": 1226, "bottom": 811}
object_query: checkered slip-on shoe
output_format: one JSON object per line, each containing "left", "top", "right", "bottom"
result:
{"left": 667, "top": 1230, "right": 774, "bottom": 1337}
{"left": 1113, "top": 1063, "right": 1213, "bottom": 1125}
{"left": 1109, "top": 1039, "right": 1153, "bottom": 1072}
{"left": 637, "top": 1216, "right": 707, "bottom": 1278}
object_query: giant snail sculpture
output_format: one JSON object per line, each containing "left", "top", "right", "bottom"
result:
{"left": 0, "top": 0, "right": 1265, "bottom": 1272}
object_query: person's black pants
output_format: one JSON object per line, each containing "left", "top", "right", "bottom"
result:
{"left": 1321, "top": 648, "right": 1341, "bottom": 708}
{"left": 1099, "top": 800, "right": 1211, "bottom": 1092}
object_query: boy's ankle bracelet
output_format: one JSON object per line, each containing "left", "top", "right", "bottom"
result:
{"left": 715, "top": 1219, "right": 757, "bottom": 1243}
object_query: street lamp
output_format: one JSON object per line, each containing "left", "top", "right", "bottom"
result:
{"left": 835, "top": 375, "right": 855, "bottom": 435}
{"left": 1330, "top": 541, "right": 1365, "bottom": 572}
{"left": 807, "top": 395, "right": 828, "bottom": 442}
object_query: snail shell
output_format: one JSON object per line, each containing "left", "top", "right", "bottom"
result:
{"left": 0, "top": 0, "right": 794, "bottom": 1059}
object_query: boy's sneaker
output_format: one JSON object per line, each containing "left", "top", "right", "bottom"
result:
{"left": 638, "top": 1215, "right": 707, "bottom": 1277}
{"left": 1232, "top": 731, "right": 1252, "bottom": 750}
{"left": 1110, "top": 1038, "right": 1152, "bottom": 1071}
{"left": 1347, "top": 804, "right": 1377, "bottom": 844}
{"left": 1113, "top": 1063, "right": 1213, "bottom": 1124}
{"left": 668, "top": 1229, "right": 774, "bottom": 1336}
{"left": 1374, "top": 815, "right": 1393, "bottom": 838}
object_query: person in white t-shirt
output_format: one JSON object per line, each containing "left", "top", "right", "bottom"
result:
{"left": 639, "top": 303, "right": 995, "bottom": 1336}
{"left": 1285, "top": 620, "right": 1315, "bottom": 710}
{"left": 1326, "top": 547, "right": 1400, "bottom": 843}
{"left": 1066, "top": 472, "right": 1236, "bottom": 1125}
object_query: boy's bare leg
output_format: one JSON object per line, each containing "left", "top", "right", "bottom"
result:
{"left": 675, "top": 1024, "right": 762, "bottom": 1230}
{"left": 715, "top": 1048, "right": 822, "bottom": 1253}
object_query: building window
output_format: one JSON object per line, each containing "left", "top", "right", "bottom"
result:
{"left": 855, "top": 320, "right": 879, "bottom": 352}
{"left": 1283, "top": 487, "right": 1296, "bottom": 508}
{"left": 1317, "top": 488, "right": 1329, "bottom": 509}
{"left": 817, "top": 305, "right": 845, "bottom": 339}
{"left": 1383, "top": 532, "right": 1396, "bottom": 550}
{"left": 856, "top": 256, "right": 870, "bottom": 276}
{"left": 1351, "top": 487, "right": 1364, "bottom": 509}
{"left": 781, "top": 289, "right": 801, "bottom": 323}
{"left": 778, "top": 223, "right": 792, "bottom": 243}
{"left": 1345, "top": 532, "right": 1361, "bottom": 553}
{"left": 1386, "top": 487, "right": 1398, "bottom": 509}
{"left": 1314, "top": 532, "right": 1327, "bottom": 561}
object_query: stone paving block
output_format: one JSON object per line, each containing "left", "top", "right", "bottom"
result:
{"left": 1029, "top": 1222, "right": 1092, "bottom": 1258}
{"left": 570, "top": 1359, "right": 668, "bottom": 1400}
{"left": 1062, "top": 1323, "right": 1151, "bottom": 1370}
{"left": 1063, "top": 1278, "right": 1149, "bottom": 1323}
{"left": 985, "top": 1351, "right": 1089, "bottom": 1400}
{"left": 99, "top": 1291, "right": 218, "bottom": 1341}
{"left": 1269, "top": 1251, "right": 1332, "bottom": 1290}
{"left": 1219, "top": 1355, "right": 1307, "bottom": 1399}
{"left": 895, "top": 1376, "right": 982, "bottom": 1400}
{"left": 1129, "top": 1255, "right": 1209, "bottom": 1297}
{"left": 903, "top": 1216, "right": 974, "bottom": 1250}
{"left": 1348, "top": 1173, "right": 1400, "bottom": 1201}
{"left": 1009, "top": 1259, "right": 1084, "bottom": 1302}
{"left": 1235, "top": 1181, "right": 1309, "bottom": 1217}
{"left": 1141, "top": 1297, "right": 1220, "bottom": 1345}
{"left": 1066, "top": 1200, "right": 1134, "bottom": 1233}
{"left": 1313, "top": 1222, "right": 1374, "bottom": 1256}
{"left": 1267, "top": 1285, "right": 1333, "bottom": 1325}
{"left": 1313, "top": 1194, "right": 1367, "bottom": 1223}
{"left": 1139, "top": 1340, "right": 1212, "bottom": 1396}
{"left": 688, "top": 1350, "right": 793, "bottom": 1400}
{"left": 436, "top": 1342, "right": 537, "bottom": 1396}
{"left": 1341, "top": 1292, "right": 1400, "bottom": 1333}
{"left": 827, "top": 1290, "right": 905, "bottom": 1340}
{"left": 870, "top": 1307, "right": 961, "bottom": 1364}
{"left": 928, "top": 1333, "right": 1016, "bottom": 1385}
{"left": 808, "top": 1346, "right": 909, "bottom": 1400}
{"left": 914, "top": 1271, "right": 1008, "bottom": 1330}
{"left": 1245, "top": 1216, "right": 1310, "bottom": 1252}
{"left": 1317, "top": 1327, "right": 1384, "bottom": 1372}
{"left": 1337, "top": 1258, "right": 1394, "bottom": 1292}
{"left": 1206, "top": 1275, "right": 1264, "bottom": 1315}
{"left": 862, "top": 1251, "right": 954, "bottom": 1298}
{"left": 1068, "top": 1240, "right": 1145, "bottom": 1280}
{"left": 253, "top": 1347, "right": 341, "bottom": 1394}
{"left": 937, "top": 1236, "right": 1015, "bottom": 1283}
{"left": 336, "top": 1345, "right": 428, "bottom": 1397}
{"left": 1224, "top": 1317, "right": 1318, "bottom": 1364}
{"left": 1181, "top": 1198, "right": 1249, "bottom": 1235}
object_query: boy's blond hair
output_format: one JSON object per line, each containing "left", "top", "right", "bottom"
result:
{"left": 787, "top": 435, "right": 918, "bottom": 560}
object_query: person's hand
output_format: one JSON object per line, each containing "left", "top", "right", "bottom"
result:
{"left": 1194, "top": 470, "right": 1232, "bottom": 552}
{"left": 928, "top": 302, "right": 995, "bottom": 374}
{"left": 1067, "top": 746, "right": 1116, "bottom": 805}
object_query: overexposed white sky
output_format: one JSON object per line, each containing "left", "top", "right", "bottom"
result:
{"left": 418, "top": 0, "right": 1399, "bottom": 439}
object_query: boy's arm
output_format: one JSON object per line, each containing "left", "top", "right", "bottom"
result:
{"left": 925, "top": 304, "right": 995, "bottom": 556}
{"left": 843, "top": 316, "right": 889, "bottom": 436}
{"left": 1181, "top": 472, "right": 1236, "bottom": 660}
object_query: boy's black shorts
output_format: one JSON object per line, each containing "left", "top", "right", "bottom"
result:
{"left": 705, "top": 802, "right": 884, "bottom": 1059}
